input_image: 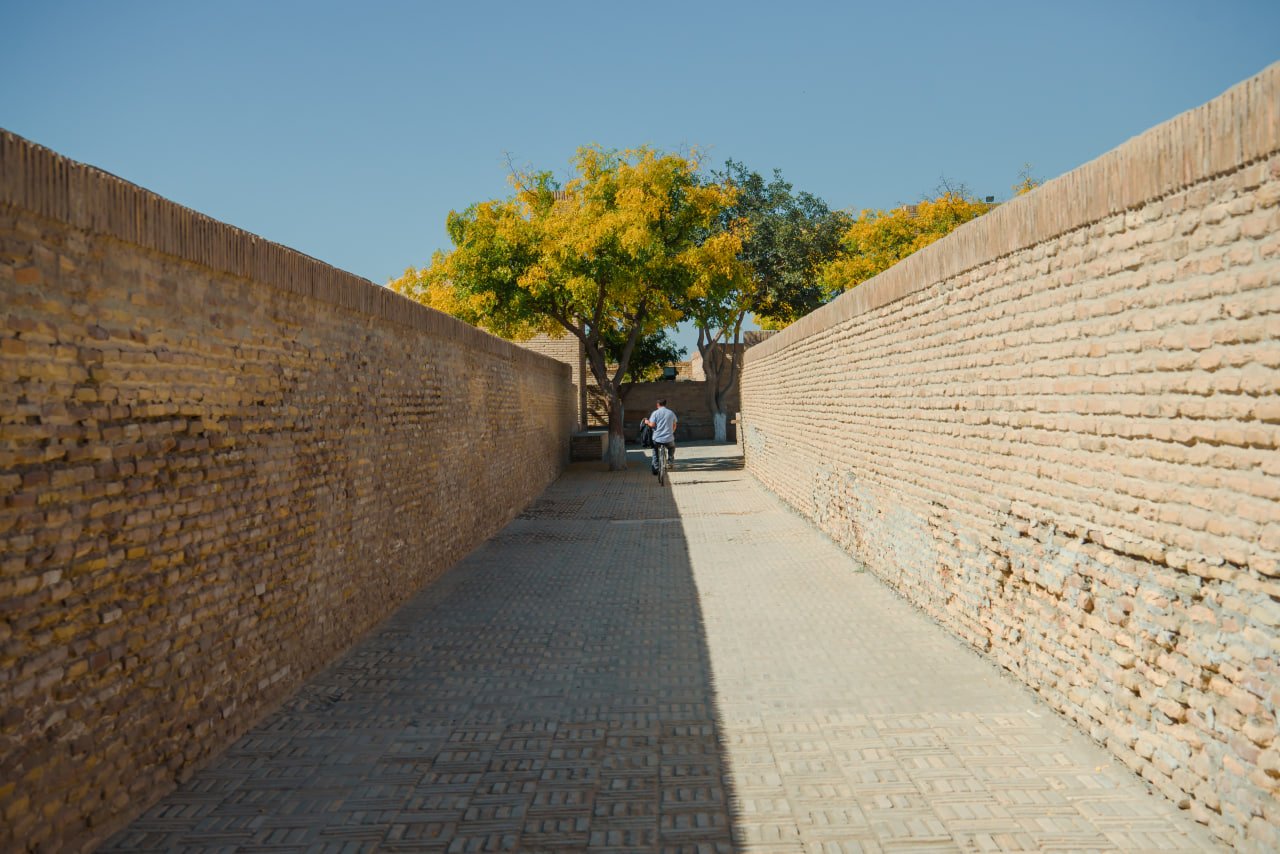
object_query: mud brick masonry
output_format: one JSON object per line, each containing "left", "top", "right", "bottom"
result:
{"left": 519, "top": 332, "right": 588, "bottom": 429}
{"left": 741, "top": 64, "right": 1280, "bottom": 848}
{"left": 1, "top": 64, "right": 1278, "bottom": 853}
{"left": 0, "top": 132, "right": 575, "bottom": 851}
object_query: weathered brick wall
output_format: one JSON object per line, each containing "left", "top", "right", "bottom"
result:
{"left": 0, "top": 132, "right": 575, "bottom": 852}
{"left": 519, "top": 332, "right": 587, "bottom": 429}
{"left": 741, "top": 65, "right": 1279, "bottom": 849}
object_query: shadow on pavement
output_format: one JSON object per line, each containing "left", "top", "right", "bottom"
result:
{"left": 628, "top": 441, "right": 745, "bottom": 474}
{"left": 103, "top": 447, "right": 736, "bottom": 852}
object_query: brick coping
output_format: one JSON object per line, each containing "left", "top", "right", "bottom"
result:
{"left": 0, "top": 129, "right": 566, "bottom": 377}
{"left": 747, "top": 61, "right": 1280, "bottom": 364}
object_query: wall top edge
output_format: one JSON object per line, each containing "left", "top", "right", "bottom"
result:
{"left": 0, "top": 129, "right": 568, "bottom": 378}
{"left": 746, "top": 61, "right": 1280, "bottom": 365}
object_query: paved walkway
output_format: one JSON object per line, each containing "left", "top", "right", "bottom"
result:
{"left": 104, "top": 444, "right": 1219, "bottom": 853}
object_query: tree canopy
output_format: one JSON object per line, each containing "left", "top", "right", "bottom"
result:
{"left": 1012, "top": 163, "right": 1044, "bottom": 196}
{"left": 818, "top": 192, "right": 995, "bottom": 295}
{"left": 391, "top": 145, "right": 741, "bottom": 468}
{"left": 673, "top": 161, "right": 848, "bottom": 439}
{"left": 709, "top": 161, "right": 851, "bottom": 331}
{"left": 604, "top": 328, "right": 686, "bottom": 388}
{"left": 394, "top": 149, "right": 1046, "bottom": 455}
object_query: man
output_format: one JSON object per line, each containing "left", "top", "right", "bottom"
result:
{"left": 642, "top": 399, "right": 677, "bottom": 476}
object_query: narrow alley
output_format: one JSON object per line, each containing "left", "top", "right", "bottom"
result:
{"left": 104, "top": 444, "right": 1218, "bottom": 853}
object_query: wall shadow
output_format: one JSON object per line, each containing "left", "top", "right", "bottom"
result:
{"left": 101, "top": 448, "right": 738, "bottom": 852}
{"left": 627, "top": 441, "right": 745, "bottom": 487}
{"left": 667, "top": 446, "right": 745, "bottom": 474}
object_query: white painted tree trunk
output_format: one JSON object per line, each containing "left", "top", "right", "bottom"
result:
{"left": 603, "top": 395, "right": 628, "bottom": 470}
{"left": 604, "top": 430, "right": 627, "bottom": 470}
{"left": 713, "top": 411, "right": 728, "bottom": 443}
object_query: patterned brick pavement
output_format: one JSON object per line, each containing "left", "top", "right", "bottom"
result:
{"left": 103, "top": 444, "right": 1220, "bottom": 852}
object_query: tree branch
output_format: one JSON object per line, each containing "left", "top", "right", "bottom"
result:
{"left": 503, "top": 151, "right": 533, "bottom": 195}
{"left": 545, "top": 299, "right": 583, "bottom": 340}
{"left": 588, "top": 284, "right": 607, "bottom": 347}
{"left": 611, "top": 303, "right": 648, "bottom": 388}
{"left": 717, "top": 309, "right": 747, "bottom": 408}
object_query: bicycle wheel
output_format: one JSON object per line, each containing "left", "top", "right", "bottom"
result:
{"left": 657, "top": 446, "right": 667, "bottom": 486}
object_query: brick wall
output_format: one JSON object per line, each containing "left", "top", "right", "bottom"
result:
{"left": 0, "top": 131, "right": 576, "bottom": 852}
{"left": 741, "top": 64, "right": 1280, "bottom": 849}
{"left": 518, "top": 332, "right": 587, "bottom": 429}
{"left": 520, "top": 336, "right": 734, "bottom": 434}
{"left": 617, "top": 380, "right": 739, "bottom": 442}
{"left": 567, "top": 378, "right": 738, "bottom": 462}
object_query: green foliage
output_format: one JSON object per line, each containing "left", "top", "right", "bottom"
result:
{"left": 606, "top": 328, "right": 686, "bottom": 386}
{"left": 678, "top": 160, "right": 849, "bottom": 433}
{"left": 702, "top": 160, "right": 851, "bottom": 331}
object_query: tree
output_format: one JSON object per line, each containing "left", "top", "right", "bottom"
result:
{"left": 1012, "top": 162, "right": 1043, "bottom": 196}
{"left": 581, "top": 328, "right": 687, "bottom": 424}
{"left": 391, "top": 145, "right": 737, "bottom": 470}
{"left": 604, "top": 328, "right": 686, "bottom": 390}
{"left": 682, "top": 161, "right": 849, "bottom": 441}
{"left": 819, "top": 191, "right": 995, "bottom": 295}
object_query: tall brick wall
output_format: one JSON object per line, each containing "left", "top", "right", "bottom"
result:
{"left": 0, "top": 131, "right": 576, "bottom": 852}
{"left": 741, "top": 64, "right": 1279, "bottom": 849}
{"left": 519, "top": 332, "right": 587, "bottom": 429}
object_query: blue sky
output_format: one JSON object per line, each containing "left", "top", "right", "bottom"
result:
{"left": 3, "top": 1, "right": 1277, "bottom": 350}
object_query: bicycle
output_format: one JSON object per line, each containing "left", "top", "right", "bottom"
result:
{"left": 655, "top": 443, "right": 671, "bottom": 486}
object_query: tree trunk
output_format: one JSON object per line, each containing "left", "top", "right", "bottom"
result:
{"left": 583, "top": 347, "right": 629, "bottom": 472}
{"left": 604, "top": 390, "right": 627, "bottom": 470}
{"left": 578, "top": 301, "right": 645, "bottom": 472}
{"left": 697, "top": 314, "right": 744, "bottom": 444}
{"left": 700, "top": 340, "right": 733, "bottom": 444}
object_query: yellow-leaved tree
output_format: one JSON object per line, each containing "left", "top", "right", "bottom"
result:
{"left": 392, "top": 145, "right": 742, "bottom": 470}
{"left": 818, "top": 192, "right": 995, "bottom": 295}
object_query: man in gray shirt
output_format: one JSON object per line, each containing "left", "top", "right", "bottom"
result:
{"left": 642, "top": 399, "right": 677, "bottom": 475}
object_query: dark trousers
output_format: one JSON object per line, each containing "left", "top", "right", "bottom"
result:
{"left": 651, "top": 441, "right": 675, "bottom": 468}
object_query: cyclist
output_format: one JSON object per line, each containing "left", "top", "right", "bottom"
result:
{"left": 642, "top": 399, "right": 677, "bottom": 476}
